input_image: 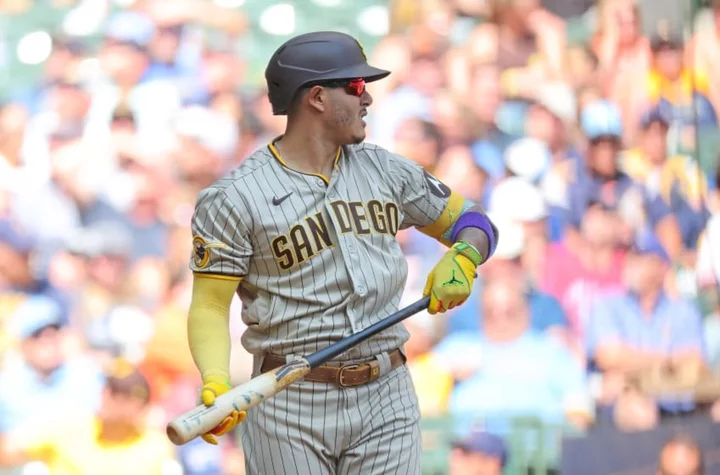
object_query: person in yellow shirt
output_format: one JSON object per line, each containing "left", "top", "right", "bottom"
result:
{"left": 0, "top": 360, "right": 178, "bottom": 475}
{"left": 622, "top": 107, "right": 709, "bottom": 251}
{"left": 645, "top": 31, "right": 711, "bottom": 106}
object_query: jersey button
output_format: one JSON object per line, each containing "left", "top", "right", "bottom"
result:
{"left": 347, "top": 243, "right": 356, "bottom": 253}
{"left": 357, "top": 286, "right": 367, "bottom": 296}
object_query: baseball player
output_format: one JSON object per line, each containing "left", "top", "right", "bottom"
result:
{"left": 186, "top": 31, "right": 498, "bottom": 475}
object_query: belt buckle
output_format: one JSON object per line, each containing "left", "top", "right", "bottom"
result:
{"left": 337, "top": 364, "right": 362, "bottom": 388}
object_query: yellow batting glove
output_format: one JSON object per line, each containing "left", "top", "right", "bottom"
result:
{"left": 200, "top": 373, "right": 247, "bottom": 445}
{"left": 423, "top": 241, "right": 483, "bottom": 315}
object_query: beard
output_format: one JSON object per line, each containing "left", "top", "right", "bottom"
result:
{"left": 331, "top": 103, "right": 365, "bottom": 144}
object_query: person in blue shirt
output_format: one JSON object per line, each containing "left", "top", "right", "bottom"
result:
{"left": 0, "top": 295, "right": 105, "bottom": 434}
{"left": 447, "top": 217, "right": 569, "bottom": 339}
{"left": 585, "top": 233, "right": 707, "bottom": 430}
{"left": 565, "top": 99, "right": 683, "bottom": 261}
{"left": 435, "top": 277, "right": 593, "bottom": 438}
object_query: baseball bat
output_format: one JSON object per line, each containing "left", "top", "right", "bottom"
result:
{"left": 166, "top": 296, "right": 430, "bottom": 446}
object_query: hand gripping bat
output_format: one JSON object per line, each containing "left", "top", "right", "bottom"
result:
{"left": 166, "top": 296, "right": 430, "bottom": 445}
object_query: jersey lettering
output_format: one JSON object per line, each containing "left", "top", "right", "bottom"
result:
{"left": 329, "top": 201, "right": 353, "bottom": 233}
{"left": 348, "top": 202, "right": 371, "bottom": 235}
{"left": 270, "top": 200, "right": 399, "bottom": 270}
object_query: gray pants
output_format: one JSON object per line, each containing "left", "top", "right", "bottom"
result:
{"left": 240, "top": 359, "right": 422, "bottom": 475}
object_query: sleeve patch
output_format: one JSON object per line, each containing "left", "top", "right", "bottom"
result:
{"left": 423, "top": 170, "right": 451, "bottom": 198}
{"left": 192, "top": 236, "right": 229, "bottom": 269}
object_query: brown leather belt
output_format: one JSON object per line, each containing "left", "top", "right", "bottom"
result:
{"left": 260, "top": 349, "right": 405, "bottom": 388}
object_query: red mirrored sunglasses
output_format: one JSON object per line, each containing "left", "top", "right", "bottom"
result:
{"left": 309, "top": 78, "right": 366, "bottom": 97}
{"left": 346, "top": 78, "right": 366, "bottom": 97}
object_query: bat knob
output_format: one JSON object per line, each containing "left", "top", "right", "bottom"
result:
{"left": 166, "top": 423, "right": 187, "bottom": 446}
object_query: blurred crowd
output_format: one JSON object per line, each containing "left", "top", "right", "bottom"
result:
{"left": 1, "top": 0, "right": 720, "bottom": 474}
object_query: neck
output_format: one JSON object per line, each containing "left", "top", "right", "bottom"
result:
{"left": 276, "top": 123, "right": 339, "bottom": 180}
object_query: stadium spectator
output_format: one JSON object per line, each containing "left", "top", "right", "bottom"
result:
{"left": 656, "top": 434, "right": 705, "bottom": 475}
{"left": 438, "top": 277, "right": 593, "bottom": 434}
{"left": 469, "top": 62, "right": 515, "bottom": 177}
{"left": 447, "top": 215, "right": 570, "bottom": 344}
{"left": 393, "top": 117, "right": 443, "bottom": 173}
{"left": 435, "top": 144, "right": 488, "bottom": 206}
{"left": 591, "top": 0, "right": 652, "bottom": 138}
{"left": 686, "top": 0, "right": 720, "bottom": 115}
{"left": 370, "top": 51, "right": 445, "bottom": 150}
{"left": 431, "top": 90, "right": 476, "bottom": 149}
{"left": 622, "top": 106, "right": 710, "bottom": 254}
{"left": 698, "top": 166, "right": 720, "bottom": 373}
{"left": 449, "top": 430, "right": 508, "bottom": 475}
{"left": 0, "top": 359, "right": 177, "bottom": 474}
{"left": 566, "top": 99, "right": 683, "bottom": 260}
{"left": 467, "top": 0, "right": 566, "bottom": 94}
{"left": 642, "top": 29, "right": 718, "bottom": 156}
{"left": 542, "top": 203, "right": 627, "bottom": 337}
{"left": 586, "top": 233, "right": 706, "bottom": 427}
{"left": 0, "top": 295, "right": 104, "bottom": 435}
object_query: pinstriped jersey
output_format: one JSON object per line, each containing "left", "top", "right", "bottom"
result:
{"left": 189, "top": 141, "right": 454, "bottom": 360}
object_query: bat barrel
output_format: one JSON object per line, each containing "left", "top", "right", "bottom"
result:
{"left": 166, "top": 359, "right": 311, "bottom": 445}
{"left": 167, "top": 423, "right": 191, "bottom": 446}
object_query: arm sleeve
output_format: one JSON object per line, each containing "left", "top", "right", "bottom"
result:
{"left": 187, "top": 274, "right": 239, "bottom": 380}
{"left": 387, "top": 152, "right": 473, "bottom": 246}
{"left": 190, "top": 186, "right": 253, "bottom": 279}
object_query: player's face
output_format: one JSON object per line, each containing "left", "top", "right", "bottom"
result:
{"left": 328, "top": 78, "right": 373, "bottom": 145}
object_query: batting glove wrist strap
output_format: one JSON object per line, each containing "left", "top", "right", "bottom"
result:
{"left": 451, "top": 241, "right": 484, "bottom": 268}
{"left": 450, "top": 211, "right": 498, "bottom": 258}
{"left": 202, "top": 370, "right": 231, "bottom": 385}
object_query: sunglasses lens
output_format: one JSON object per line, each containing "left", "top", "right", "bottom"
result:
{"left": 348, "top": 79, "right": 365, "bottom": 96}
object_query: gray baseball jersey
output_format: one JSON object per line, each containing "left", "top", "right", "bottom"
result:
{"left": 189, "top": 140, "right": 464, "bottom": 361}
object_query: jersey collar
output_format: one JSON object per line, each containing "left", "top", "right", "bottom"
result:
{"left": 267, "top": 136, "right": 342, "bottom": 185}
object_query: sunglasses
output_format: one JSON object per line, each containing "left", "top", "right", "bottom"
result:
{"left": 307, "top": 78, "right": 366, "bottom": 97}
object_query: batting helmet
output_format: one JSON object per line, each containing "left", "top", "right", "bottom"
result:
{"left": 265, "top": 31, "right": 391, "bottom": 116}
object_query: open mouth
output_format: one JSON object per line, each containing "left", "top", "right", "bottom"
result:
{"left": 360, "top": 110, "right": 367, "bottom": 126}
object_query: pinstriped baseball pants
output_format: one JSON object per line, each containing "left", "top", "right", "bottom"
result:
{"left": 240, "top": 362, "right": 422, "bottom": 475}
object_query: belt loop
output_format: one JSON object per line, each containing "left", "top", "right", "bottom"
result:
{"left": 375, "top": 352, "right": 391, "bottom": 377}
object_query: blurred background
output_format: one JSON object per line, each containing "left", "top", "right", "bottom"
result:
{"left": 1, "top": 0, "right": 720, "bottom": 474}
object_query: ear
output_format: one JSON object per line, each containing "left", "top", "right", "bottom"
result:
{"left": 306, "top": 85, "right": 328, "bottom": 113}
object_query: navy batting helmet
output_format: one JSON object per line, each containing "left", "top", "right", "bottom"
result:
{"left": 265, "top": 31, "right": 391, "bottom": 116}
